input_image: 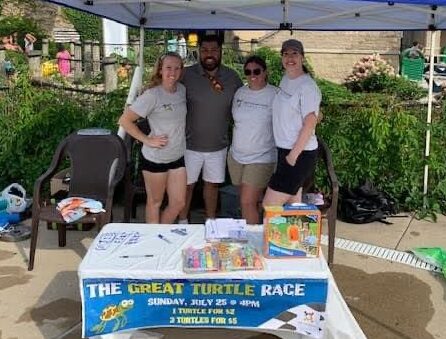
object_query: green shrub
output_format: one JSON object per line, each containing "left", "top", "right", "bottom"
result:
{"left": 0, "top": 16, "right": 46, "bottom": 50}
{"left": 316, "top": 97, "right": 445, "bottom": 215}
{"left": 251, "top": 47, "right": 283, "bottom": 87}
{"left": 317, "top": 78, "right": 362, "bottom": 106}
{"left": 63, "top": 8, "right": 102, "bottom": 41}
{"left": 0, "top": 73, "right": 125, "bottom": 192}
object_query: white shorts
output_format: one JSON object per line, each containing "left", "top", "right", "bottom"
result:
{"left": 185, "top": 148, "right": 227, "bottom": 185}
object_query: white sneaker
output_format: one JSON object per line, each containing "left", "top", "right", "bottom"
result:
{"left": 178, "top": 219, "right": 189, "bottom": 224}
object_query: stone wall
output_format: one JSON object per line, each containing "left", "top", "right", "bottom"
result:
{"left": 1, "top": 0, "right": 75, "bottom": 37}
{"left": 233, "top": 30, "right": 403, "bottom": 83}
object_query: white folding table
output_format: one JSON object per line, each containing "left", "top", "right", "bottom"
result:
{"left": 79, "top": 223, "right": 366, "bottom": 339}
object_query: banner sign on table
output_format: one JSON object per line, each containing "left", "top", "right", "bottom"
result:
{"left": 82, "top": 278, "right": 328, "bottom": 338}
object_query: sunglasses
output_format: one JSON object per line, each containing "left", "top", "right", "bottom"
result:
{"left": 244, "top": 68, "right": 262, "bottom": 76}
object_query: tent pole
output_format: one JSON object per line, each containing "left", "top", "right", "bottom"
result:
{"left": 138, "top": 25, "right": 145, "bottom": 86}
{"left": 117, "top": 24, "right": 145, "bottom": 139}
{"left": 423, "top": 30, "right": 436, "bottom": 205}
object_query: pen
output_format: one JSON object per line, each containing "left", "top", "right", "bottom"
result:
{"left": 119, "top": 254, "right": 154, "bottom": 258}
{"left": 158, "top": 233, "right": 172, "bottom": 244}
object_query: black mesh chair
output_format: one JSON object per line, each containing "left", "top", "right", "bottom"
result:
{"left": 28, "top": 130, "right": 127, "bottom": 270}
{"left": 303, "top": 136, "right": 339, "bottom": 266}
{"left": 123, "top": 119, "right": 149, "bottom": 222}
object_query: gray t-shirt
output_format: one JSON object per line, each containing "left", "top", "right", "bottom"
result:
{"left": 129, "top": 84, "right": 187, "bottom": 163}
{"left": 273, "top": 74, "right": 321, "bottom": 151}
{"left": 230, "top": 84, "right": 277, "bottom": 164}
{"left": 182, "top": 63, "right": 243, "bottom": 152}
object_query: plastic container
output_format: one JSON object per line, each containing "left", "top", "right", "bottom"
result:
{"left": 0, "top": 212, "right": 21, "bottom": 227}
{"left": 0, "top": 198, "right": 8, "bottom": 212}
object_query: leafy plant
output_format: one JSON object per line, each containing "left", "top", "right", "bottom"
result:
{"left": 251, "top": 47, "right": 283, "bottom": 87}
{"left": 63, "top": 8, "right": 102, "bottom": 41}
{"left": 0, "top": 16, "right": 46, "bottom": 50}
{"left": 0, "top": 72, "right": 126, "bottom": 192}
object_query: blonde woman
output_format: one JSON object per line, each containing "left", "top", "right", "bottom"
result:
{"left": 119, "top": 52, "right": 187, "bottom": 224}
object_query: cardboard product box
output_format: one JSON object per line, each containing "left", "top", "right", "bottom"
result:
{"left": 264, "top": 204, "right": 321, "bottom": 258}
{"left": 50, "top": 168, "right": 70, "bottom": 196}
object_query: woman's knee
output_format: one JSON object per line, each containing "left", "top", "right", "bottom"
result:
{"left": 169, "top": 198, "right": 186, "bottom": 212}
{"left": 147, "top": 196, "right": 163, "bottom": 209}
{"left": 240, "top": 197, "right": 257, "bottom": 210}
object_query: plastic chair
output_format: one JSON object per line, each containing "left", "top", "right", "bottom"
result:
{"left": 303, "top": 136, "right": 339, "bottom": 266}
{"left": 123, "top": 119, "right": 150, "bottom": 222}
{"left": 28, "top": 130, "right": 127, "bottom": 271}
{"left": 440, "top": 47, "right": 446, "bottom": 63}
{"left": 401, "top": 56, "right": 425, "bottom": 81}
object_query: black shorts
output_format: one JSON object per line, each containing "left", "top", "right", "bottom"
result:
{"left": 268, "top": 148, "right": 318, "bottom": 195}
{"left": 141, "top": 156, "right": 185, "bottom": 173}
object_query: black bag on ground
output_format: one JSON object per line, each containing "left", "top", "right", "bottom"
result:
{"left": 338, "top": 181, "right": 398, "bottom": 224}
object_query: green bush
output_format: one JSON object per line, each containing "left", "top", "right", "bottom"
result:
{"left": 1, "top": 42, "right": 445, "bottom": 217}
{"left": 251, "top": 47, "right": 283, "bottom": 87}
{"left": 316, "top": 94, "right": 446, "bottom": 216}
{"left": 0, "top": 16, "right": 46, "bottom": 50}
{"left": 63, "top": 8, "right": 102, "bottom": 41}
{"left": 347, "top": 73, "right": 426, "bottom": 101}
{"left": 0, "top": 74, "right": 126, "bottom": 192}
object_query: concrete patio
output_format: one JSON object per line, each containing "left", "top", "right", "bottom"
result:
{"left": 0, "top": 204, "right": 445, "bottom": 339}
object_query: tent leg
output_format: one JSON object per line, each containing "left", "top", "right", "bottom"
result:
{"left": 423, "top": 30, "right": 437, "bottom": 206}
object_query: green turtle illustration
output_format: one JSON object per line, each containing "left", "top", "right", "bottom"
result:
{"left": 91, "top": 299, "right": 134, "bottom": 333}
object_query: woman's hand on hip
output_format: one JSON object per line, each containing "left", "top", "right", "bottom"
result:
{"left": 146, "top": 134, "right": 168, "bottom": 148}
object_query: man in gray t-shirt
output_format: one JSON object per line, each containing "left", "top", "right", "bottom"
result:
{"left": 179, "top": 34, "right": 242, "bottom": 222}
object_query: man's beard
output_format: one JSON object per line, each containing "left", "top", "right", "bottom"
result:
{"left": 201, "top": 56, "right": 220, "bottom": 72}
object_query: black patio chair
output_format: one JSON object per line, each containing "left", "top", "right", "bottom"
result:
{"left": 303, "top": 136, "right": 339, "bottom": 266}
{"left": 123, "top": 119, "right": 150, "bottom": 222}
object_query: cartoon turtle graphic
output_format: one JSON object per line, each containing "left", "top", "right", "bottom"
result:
{"left": 91, "top": 299, "right": 134, "bottom": 333}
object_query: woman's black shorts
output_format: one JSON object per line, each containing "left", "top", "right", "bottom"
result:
{"left": 268, "top": 147, "right": 318, "bottom": 195}
{"left": 141, "top": 156, "right": 185, "bottom": 173}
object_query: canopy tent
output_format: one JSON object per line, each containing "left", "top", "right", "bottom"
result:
{"left": 42, "top": 0, "right": 446, "bottom": 30}
{"left": 42, "top": 0, "right": 444, "bottom": 198}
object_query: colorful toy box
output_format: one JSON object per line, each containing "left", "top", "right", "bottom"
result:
{"left": 264, "top": 204, "right": 321, "bottom": 258}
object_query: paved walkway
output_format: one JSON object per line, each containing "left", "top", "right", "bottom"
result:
{"left": 0, "top": 205, "right": 445, "bottom": 339}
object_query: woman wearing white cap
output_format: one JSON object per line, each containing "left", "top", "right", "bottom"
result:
{"left": 263, "top": 39, "right": 321, "bottom": 206}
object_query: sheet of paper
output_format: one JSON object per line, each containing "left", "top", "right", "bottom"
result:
{"left": 205, "top": 218, "right": 248, "bottom": 241}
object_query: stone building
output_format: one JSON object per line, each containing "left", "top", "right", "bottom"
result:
{"left": 0, "top": 0, "right": 79, "bottom": 41}
{"left": 232, "top": 30, "right": 402, "bottom": 83}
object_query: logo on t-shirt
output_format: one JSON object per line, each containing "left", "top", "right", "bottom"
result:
{"left": 162, "top": 104, "right": 173, "bottom": 111}
{"left": 236, "top": 98, "right": 269, "bottom": 110}
{"left": 278, "top": 87, "right": 292, "bottom": 99}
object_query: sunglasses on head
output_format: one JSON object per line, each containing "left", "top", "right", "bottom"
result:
{"left": 244, "top": 68, "right": 262, "bottom": 76}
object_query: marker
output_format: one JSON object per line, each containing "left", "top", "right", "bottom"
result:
{"left": 158, "top": 233, "right": 172, "bottom": 244}
{"left": 119, "top": 254, "right": 154, "bottom": 258}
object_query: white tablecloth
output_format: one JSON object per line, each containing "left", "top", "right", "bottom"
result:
{"left": 79, "top": 223, "right": 366, "bottom": 339}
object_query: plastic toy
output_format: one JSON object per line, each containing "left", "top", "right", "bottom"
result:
{"left": 182, "top": 243, "right": 263, "bottom": 273}
{"left": 183, "top": 244, "right": 219, "bottom": 273}
{"left": 264, "top": 204, "right": 322, "bottom": 258}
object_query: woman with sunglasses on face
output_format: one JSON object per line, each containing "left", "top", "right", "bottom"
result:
{"left": 119, "top": 52, "right": 187, "bottom": 224}
{"left": 228, "top": 56, "right": 277, "bottom": 224}
{"left": 263, "top": 39, "right": 321, "bottom": 207}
